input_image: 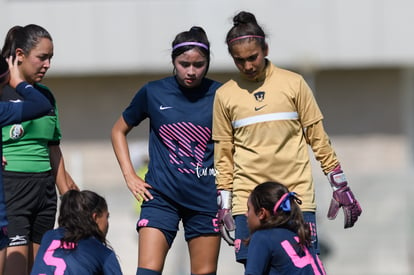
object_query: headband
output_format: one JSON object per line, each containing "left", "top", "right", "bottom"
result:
{"left": 172, "top": 42, "right": 209, "bottom": 51}
{"left": 227, "top": 35, "right": 265, "bottom": 44}
{"left": 273, "top": 192, "right": 300, "bottom": 215}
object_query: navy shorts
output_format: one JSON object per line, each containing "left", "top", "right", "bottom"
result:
{"left": 3, "top": 171, "right": 57, "bottom": 246}
{"left": 0, "top": 227, "right": 9, "bottom": 249}
{"left": 136, "top": 189, "right": 219, "bottom": 247}
{"left": 234, "top": 211, "right": 319, "bottom": 264}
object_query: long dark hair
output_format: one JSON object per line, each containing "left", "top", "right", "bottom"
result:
{"left": 58, "top": 190, "right": 108, "bottom": 247}
{"left": 171, "top": 26, "right": 211, "bottom": 75}
{"left": 1, "top": 24, "right": 52, "bottom": 59}
{"left": 249, "top": 181, "right": 311, "bottom": 247}
{"left": 225, "top": 11, "right": 267, "bottom": 53}
{"left": 0, "top": 56, "right": 9, "bottom": 85}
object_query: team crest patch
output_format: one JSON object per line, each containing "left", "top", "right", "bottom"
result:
{"left": 254, "top": 91, "right": 265, "bottom": 102}
{"left": 9, "top": 124, "right": 24, "bottom": 139}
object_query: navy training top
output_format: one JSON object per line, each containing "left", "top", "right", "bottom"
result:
{"left": 30, "top": 227, "right": 123, "bottom": 275}
{"left": 123, "top": 76, "right": 221, "bottom": 212}
{"left": 245, "top": 227, "right": 326, "bottom": 275}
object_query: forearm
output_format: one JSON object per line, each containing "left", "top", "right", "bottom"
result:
{"left": 49, "top": 145, "right": 79, "bottom": 195}
{"left": 305, "top": 120, "right": 339, "bottom": 174}
{"left": 17, "top": 82, "right": 52, "bottom": 121}
{"left": 111, "top": 117, "right": 138, "bottom": 183}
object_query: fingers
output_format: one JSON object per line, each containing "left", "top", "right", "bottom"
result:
{"left": 327, "top": 198, "right": 340, "bottom": 220}
{"left": 6, "top": 55, "right": 23, "bottom": 88}
{"left": 344, "top": 201, "right": 362, "bottom": 228}
{"left": 132, "top": 185, "right": 153, "bottom": 202}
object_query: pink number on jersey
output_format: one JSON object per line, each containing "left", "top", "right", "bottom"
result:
{"left": 281, "top": 237, "right": 326, "bottom": 275}
{"left": 43, "top": 240, "right": 67, "bottom": 275}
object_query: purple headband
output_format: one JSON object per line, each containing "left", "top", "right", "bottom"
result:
{"left": 273, "top": 192, "right": 299, "bottom": 215}
{"left": 172, "top": 42, "right": 209, "bottom": 51}
{"left": 227, "top": 35, "right": 265, "bottom": 44}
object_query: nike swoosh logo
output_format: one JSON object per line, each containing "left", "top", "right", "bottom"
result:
{"left": 254, "top": 105, "right": 267, "bottom": 111}
{"left": 160, "top": 105, "right": 173, "bottom": 110}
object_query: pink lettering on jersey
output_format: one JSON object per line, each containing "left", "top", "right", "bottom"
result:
{"left": 137, "top": 219, "right": 149, "bottom": 227}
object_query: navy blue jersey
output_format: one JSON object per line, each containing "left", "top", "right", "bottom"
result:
{"left": 123, "top": 76, "right": 221, "bottom": 212}
{"left": 30, "top": 228, "right": 122, "bottom": 275}
{"left": 245, "top": 228, "right": 326, "bottom": 275}
{"left": 0, "top": 82, "right": 52, "bottom": 228}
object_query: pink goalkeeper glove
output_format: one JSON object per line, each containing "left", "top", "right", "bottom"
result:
{"left": 217, "top": 190, "right": 235, "bottom": 246}
{"left": 327, "top": 165, "right": 362, "bottom": 228}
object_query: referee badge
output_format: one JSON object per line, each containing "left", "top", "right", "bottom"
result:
{"left": 10, "top": 124, "right": 24, "bottom": 139}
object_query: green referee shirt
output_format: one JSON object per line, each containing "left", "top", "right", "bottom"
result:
{"left": 1, "top": 83, "right": 61, "bottom": 173}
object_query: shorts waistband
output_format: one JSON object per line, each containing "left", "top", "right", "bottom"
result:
{"left": 2, "top": 170, "right": 52, "bottom": 178}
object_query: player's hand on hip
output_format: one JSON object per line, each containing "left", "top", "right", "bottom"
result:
{"left": 327, "top": 165, "right": 362, "bottom": 228}
{"left": 127, "top": 176, "right": 153, "bottom": 202}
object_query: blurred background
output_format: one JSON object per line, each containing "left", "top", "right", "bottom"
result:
{"left": 1, "top": 0, "right": 413, "bottom": 274}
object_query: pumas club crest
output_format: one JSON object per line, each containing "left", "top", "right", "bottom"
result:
{"left": 254, "top": 91, "right": 265, "bottom": 102}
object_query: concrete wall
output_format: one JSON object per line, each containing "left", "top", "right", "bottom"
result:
{"left": 43, "top": 67, "right": 404, "bottom": 142}
{"left": 2, "top": 0, "right": 414, "bottom": 74}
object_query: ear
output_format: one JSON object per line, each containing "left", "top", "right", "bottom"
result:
{"left": 15, "top": 48, "right": 25, "bottom": 63}
{"left": 264, "top": 43, "right": 269, "bottom": 57}
{"left": 257, "top": 207, "right": 270, "bottom": 220}
{"left": 92, "top": 212, "right": 98, "bottom": 222}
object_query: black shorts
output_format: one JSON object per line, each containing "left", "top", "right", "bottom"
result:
{"left": 3, "top": 171, "right": 57, "bottom": 246}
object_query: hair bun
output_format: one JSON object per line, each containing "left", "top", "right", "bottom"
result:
{"left": 189, "top": 26, "right": 206, "bottom": 36}
{"left": 233, "top": 11, "right": 258, "bottom": 26}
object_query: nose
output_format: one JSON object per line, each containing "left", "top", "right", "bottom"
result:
{"left": 43, "top": 58, "right": 51, "bottom": 68}
{"left": 187, "top": 65, "right": 196, "bottom": 76}
{"left": 243, "top": 61, "right": 253, "bottom": 72}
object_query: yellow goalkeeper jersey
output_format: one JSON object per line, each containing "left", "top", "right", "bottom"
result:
{"left": 213, "top": 61, "right": 338, "bottom": 215}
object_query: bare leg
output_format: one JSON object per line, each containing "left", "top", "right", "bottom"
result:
{"left": 138, "top": 227, "right": 169, "bottom": 272}
{"left": 188, "top": 235, "right": 220, "bottom": 275}
{"left": 28, "top": 242, "right": 40, "bottom": 272}
{"left": 5, "top": 245, "right": 29, "bottom": 275}
{"left": 0, "top": 247, "right": 6, "bottom": 275}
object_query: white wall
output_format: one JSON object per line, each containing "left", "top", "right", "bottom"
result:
{"left": 1, "top": 0, "right": 414, "bottom": 75}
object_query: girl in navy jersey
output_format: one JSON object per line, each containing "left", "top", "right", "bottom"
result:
{"left": 111, "top": 26, "right": 221, "bottom": 275}
{"left": 0, "top": 56, "right": 53, "bottom": 274}
{"left": 30, "top": 190, "right": 122, "bottom": 275}
{"left": 245, "top": 182, "right": 326, "bottom": 275}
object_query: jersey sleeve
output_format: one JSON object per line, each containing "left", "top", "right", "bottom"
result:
{"left": 122, "top": 84, "right": 149, "bottom": 127}
{"left": 295, "top": 76, "right": 323, "bottom": 128}
{"left": 305, "top": 120, "right": 339, "bottom": 174}
{"left": 103, "top": 251, "right": 123, "bottom": 275}
{"left": 212, "top": 89, "right": 233, "bottom": 142}
{"left": 245, "top": 233, "right": 272, "bottom": 275}
{"left": 212, "top": 90, "right": 235, "bottom": 190}
{"left": 49, "top": 104, "right": 62, "bottom": 145}
{"left": 0, "top": 82, "right": 52, "bottom": 127}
